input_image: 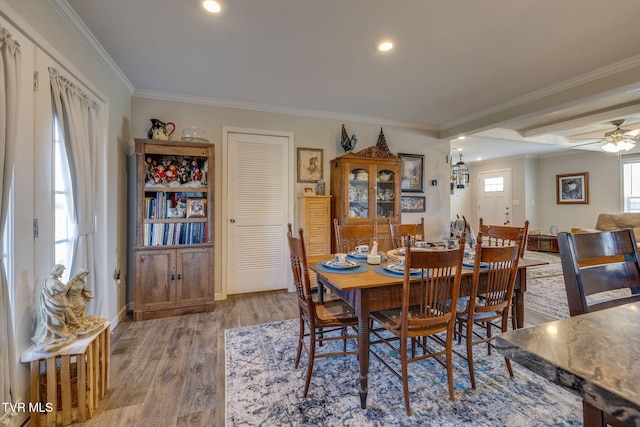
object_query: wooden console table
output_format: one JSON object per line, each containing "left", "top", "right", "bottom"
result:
{"left": 527, "top": 233, "right": 559, "bottom": 253}
{"left": 21, "top": 322, "right": 110, "bottom": 426}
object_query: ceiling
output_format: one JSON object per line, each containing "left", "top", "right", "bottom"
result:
{"left": 60, "top": 0, "right": 640, "bottom": 163}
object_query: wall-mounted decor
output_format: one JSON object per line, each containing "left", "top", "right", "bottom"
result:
{"left": 399, "top": 153, "right": 424, "bottom": 192}
{"left": 556, "top": 172, "right": 589, "bottom": 204}
{"left": 401, "top": 195, "right": 426, "bottom": 212}
{"left": 297, "top": 147, "right": 323, "bottom": 183}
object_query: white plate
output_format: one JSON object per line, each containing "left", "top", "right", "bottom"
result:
{"left": 383, "top": 263, "right": 421, "bottom": 274}
{"left": 348, "top": 251, "right": 369, "bottom": 259}
{"left": 322, "top": 260, "right": 359, "bottom": 270}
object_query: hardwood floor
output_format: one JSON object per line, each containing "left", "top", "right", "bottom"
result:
{"left": 75, "top": 290, "right": 298, "bottom": 427}
{"left": 74, "top": 289, "right": 552, "bottom": 427}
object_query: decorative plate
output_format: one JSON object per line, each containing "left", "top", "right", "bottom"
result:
{"left": 347, "top": 251, "right": 369, "bottom": 259}
{"left": 322, "top": 260, "right": 359, "bottom": 270}
{"left": 383, "top": 263, "right": 421, "bottom": 274}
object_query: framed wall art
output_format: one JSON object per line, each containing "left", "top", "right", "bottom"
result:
{"left": 556, "top": 172, "right": 589, "bottom": 204}
{"left": 187, "top": 197, "right": 207, "bottom": 217}
{"left": 401, "top": 195, "right": 426, "bottom": 212}
{"left": 399, "top": 153, "right": 424, "bottom": 192}
{"left": 297, "top": 147, "right": 323, "bottom": 183}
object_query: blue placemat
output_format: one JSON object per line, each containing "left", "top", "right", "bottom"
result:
{"left": 314, "top": 262, "right": 371, "bottom": 274}
{"left": 373, "top": 264, "right": 424, "bottom": 278}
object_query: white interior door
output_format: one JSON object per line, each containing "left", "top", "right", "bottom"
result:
{"left": 478, "top": 169, "right": 512, "bottom": 226}
{"left": 226, "top": 131, "right": 292, "bottom": 294}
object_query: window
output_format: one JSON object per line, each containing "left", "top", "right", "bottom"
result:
{"left": 623, "top": 160, "right": 640, "bottom": 212}
{"left": 54, "top": 117, "right": 73, "bottom": 276}
{"left": 484, "top": 177, "right": 504, "bottom": 193}
{"left": 2, "top": 186, "right": 12, "bottom": 305}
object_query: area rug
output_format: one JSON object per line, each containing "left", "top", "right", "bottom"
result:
{"left": 523, "top": 251, "right": 632, "bottom": 319}
{"left": 225, "top": 319, "right": 582, "bottom": 426}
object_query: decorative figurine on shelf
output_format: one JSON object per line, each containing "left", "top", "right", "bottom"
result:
{"left": 32, "top": 265, "right": 106, "bottom": 350}
{"left": 340, "top": 124, "right": 357, "bottom": 152}
{"left": 153, "top": 164, "right": 168, "bottom": 185}
{"left": 376, "top": 127, "right": 390, "bottom": 153}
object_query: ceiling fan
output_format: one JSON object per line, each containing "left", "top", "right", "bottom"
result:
{"left": 570, "top": 119, "right": 640, "bottom": 153}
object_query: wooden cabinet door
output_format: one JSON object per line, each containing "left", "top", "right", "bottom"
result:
{"left": 176, "top": 247, "right": 214, "bottom": 306}
{"left": 135, "top": 249, "right": 176, "bottom": 309}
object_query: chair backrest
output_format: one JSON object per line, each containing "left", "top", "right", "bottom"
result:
{"left": 287, "top": 224, "right": 316, "bottom": 318}
{"left": 469, "top": 233, "right": 521, "bottom": 316}
{"left": 400, "top": 239, "right": 465, "bottom": 337}
{"left": 557, "top": 229, "right": 640, "bottom": 316}
{"left": 333, "top": 218, "right": 375, "bottom": 253}
{"left": 388, "top": 218, "right": 425, "bottom": 249}
{"left": 478, "top": 218, "right": 529, "bottom": 258}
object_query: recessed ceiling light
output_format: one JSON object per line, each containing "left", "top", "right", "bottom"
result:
{"left": 378, "top": 41, "right": 393, "bottom": 52}
{"left": 458, "top": 136, "right": 466, "bottom": 140}
{"left": 202, "top": 0, "right": 222, "bottom": 13}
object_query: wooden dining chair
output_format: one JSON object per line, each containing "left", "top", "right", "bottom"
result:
{"left": 455, "top": 233, "right": 520, "bottom": 389}
{"left": 369, "top": 234, "right": 465, "bottom": 415}
{"left": 387, "top": 217, "right": 425, "bottom": 249}
{"left": 333, "top": 218, "right": 375, "bottom": 253}
{"left": 478, "top": 218, "right": 529, "bottom": 328}
{"left": 451, "top": 215, "right": 477, "bottom": 248}
{"left": 557, "top": 228, "right": 640, "bottom": 427}
{"left": 287, "top": 224, "right": 359, "bottom": 397}
{"left": 557, "top": 229, "right": 640, "bottom": 317}
{"left": 478, "top": 218, "right": 529, "bottom": 259}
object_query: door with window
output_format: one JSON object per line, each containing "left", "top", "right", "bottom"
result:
{"left": 478, "top": 169, "right": 512, "bottom": 226}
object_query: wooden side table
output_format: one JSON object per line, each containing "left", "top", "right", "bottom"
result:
{"left": 527, "top": 233, "right": 559, "bottom": 253}
{"left": 21, "top": 322, "right": 110, "bottom": 426}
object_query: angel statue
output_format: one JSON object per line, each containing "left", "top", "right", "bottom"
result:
{"left": 31, "top": 264, "right": 79, "bottom": 349}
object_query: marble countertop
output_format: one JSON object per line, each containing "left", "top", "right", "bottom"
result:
{"left": 496, "top": 302, "right": 640, "bottom": 425}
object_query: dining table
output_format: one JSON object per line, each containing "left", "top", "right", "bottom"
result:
{"left": 496, "top": 301, "right": 640, "bottom": 427}
{"left": 308, "top": 251, "right": 547, "bottom": 409}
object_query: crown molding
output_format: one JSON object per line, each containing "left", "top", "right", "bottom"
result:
{"left": 133, "top": 89, "right": 439, "bottom": 135}
{"left": 441, "top": 55, "right": 640, "bottom": 133}
{"left": 50, "top": 0, "right": 134, "bottom": 95}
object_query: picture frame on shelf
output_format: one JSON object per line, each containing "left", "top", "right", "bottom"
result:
{"left": 556, "top": 172, "right": 589, "bottom": 204}
{"left": 302, "top": 185, "right": 316, "bottom": 196}
{"left": 401, "top": 195, "right": 426, "bottom": 212}
{"left": 297, "top": 147, "right": 323, "bottom": 183}
{"left": 399, "top": 153, "right": 424, "bottom": 192}
{"left": 187, "top": 197, "right": 207, "bottom": 217}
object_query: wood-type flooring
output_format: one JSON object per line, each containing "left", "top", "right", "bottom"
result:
{"left": 73, "top": 289, "right": 553, "bottom": 426}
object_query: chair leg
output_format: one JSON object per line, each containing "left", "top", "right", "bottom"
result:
{"left": 400, "top": 337, "right": 411, "bottom": 416}
{"left": 295, "top": 316, "right": 304, "bottom": 369}
{"left": 446, "top": 330, "right": 455, "bottom": 400}
{"left": 303, "top": 329, "right": 317, "bottom": 397}
{"left": 486, "top": 321, "right": 492, "bottom": 355}
{"left": 466, "top": 321, "right": 476, "bottom": 389}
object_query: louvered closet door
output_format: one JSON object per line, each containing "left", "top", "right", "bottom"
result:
{"left": 227, "top": 132, "right": 290, "bottom": 294}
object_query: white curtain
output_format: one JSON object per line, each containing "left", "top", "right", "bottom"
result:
{"left": 0, "top": 25, "right": 20, "bottom": 426}
{"left": 49, "top": 68, "right": 103, "bottom": 316}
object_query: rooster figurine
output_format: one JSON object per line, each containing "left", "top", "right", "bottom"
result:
{"left": 340, "top": 124, "right": 357, "bottom": 152}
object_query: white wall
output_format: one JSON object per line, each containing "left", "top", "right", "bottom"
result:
{"left": 131, "top": 97, "right": 453, "bottom": 296}
{"left": 451, "top": 149, "right": 624, "bottom": 235}
{"left": 2, "top": 2, "right": 131, "bottom": 423}
{"left": 537, "top": 151, "right": 621, "bottom": 232}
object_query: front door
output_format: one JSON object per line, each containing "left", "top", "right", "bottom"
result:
{"left": 225, "top": 129, "right": 293, "bottom": 294}
{"left": 478, "top": 169, "right": 512, "bottom": 226}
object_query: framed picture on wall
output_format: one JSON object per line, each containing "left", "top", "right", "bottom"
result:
{"left": 401, "top": 195, "right": 426, "bottom": 212}
{"left": 399, "top": 153, "right": 424, "bottom": 192}
{"left": 297, "top": 147, "right": 323, "bottom": 183}
{"left": 556, "top": 172, "right": 589, "bottom": 204}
